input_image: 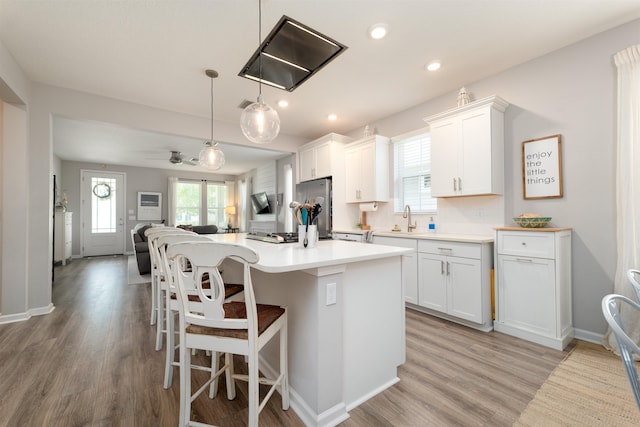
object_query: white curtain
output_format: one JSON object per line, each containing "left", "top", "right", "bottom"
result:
{"left": 167, "top": 176, "right": 178, "bottom": 227}
{"left": 605, "top": 45, "right": 640, "bottom": 352}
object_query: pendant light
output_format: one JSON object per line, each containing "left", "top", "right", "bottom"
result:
{"left": 240, "top": 0, "right": 280, "bottom": 144}
{"left": 199, "top": 69, "right": 225, "bottom": 170}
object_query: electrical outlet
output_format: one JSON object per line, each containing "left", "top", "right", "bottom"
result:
{"left": 326, "top": 282, "right": 337, "bottom": 305}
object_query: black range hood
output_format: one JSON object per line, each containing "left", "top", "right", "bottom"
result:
{"left": 238, "top": 15, "right": 348, "bottom": 92}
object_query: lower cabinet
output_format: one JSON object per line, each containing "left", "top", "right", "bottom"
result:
{"left": 494, "top": 228, "right": 573, "bottom": 350}
{"left": 373, "top": 235, "right": 493, "bottom": 331}
{"left": 54, "top": 211, "right": 73, "bottom": 265}
{"left": 417, "top": 240, "right": 493, "bottom": 330}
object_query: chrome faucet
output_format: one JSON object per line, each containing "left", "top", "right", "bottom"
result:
{"left": 402, "top": 205, "right": 417, "bottom": 232}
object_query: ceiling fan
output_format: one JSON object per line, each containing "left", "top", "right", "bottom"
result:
{"left": 169, "top": 150, "right": 198, "bottom": 166}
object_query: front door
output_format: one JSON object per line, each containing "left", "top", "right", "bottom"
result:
{"left": 81, "top": 170, "right": 126, "bottom": 257}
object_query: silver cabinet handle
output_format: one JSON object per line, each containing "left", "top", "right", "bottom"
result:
{"left": 437, "top": 247, "right": 453, "bottom": 252}
{"left": 446, "top": 261, "right": 450, "bottom": 275}
{"left": 516, "top": 258, "right": 533, "bottom": 262}
{"left": 441, "top": 260, "right": 445, "bottom": 275}
{"left": 458, "top": 177, "right": 462, "bottom": 191}
{"left": 453, "top": 177, "right": 457, "bottom": 191}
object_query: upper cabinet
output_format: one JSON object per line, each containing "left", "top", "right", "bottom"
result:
{"left": 424, "top": 96, "right": 509, "bottom": 197}
{"left": 345, "top": 135, "right": 390, "bottom": 203}
{"left": 298, "top": 133, "right": 352, "bottom": 183}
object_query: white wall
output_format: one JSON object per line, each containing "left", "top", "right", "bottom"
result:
{"left": 341, "top": 19, "right": 639, "bottom": 334}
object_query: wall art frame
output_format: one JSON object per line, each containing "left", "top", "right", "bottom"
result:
{"left": 522, "top": 134, "right": 563, "bottom": 199}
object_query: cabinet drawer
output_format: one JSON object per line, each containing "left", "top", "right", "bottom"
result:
{"left": 418, "top": 240, "right": 480, "bottom": 259}
{"left": 498, "top": 232, "right": 554, "bottom": 258}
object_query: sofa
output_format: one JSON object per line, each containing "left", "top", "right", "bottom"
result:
{"left": 131, "top": 223, "right": 219, "bottom": 274}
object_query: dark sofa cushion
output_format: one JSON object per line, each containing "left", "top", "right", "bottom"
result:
{"left": 135, "top": 241, "right": 150, "bottom": 253}
{"left": 193, "top": 225, "right": 218, "bottom": 234}
{"left": 136, "top": 224, "right": 152, "bottom": 242}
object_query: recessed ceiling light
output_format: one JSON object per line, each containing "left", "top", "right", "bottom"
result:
{"left": 368, "top": 23, "right": 388, "bottom": 40}
{"left": 278, "top": 100, "right": 289, "bottom": 108}
{"left": 328, "top": 114, "right": 337, "bottom": 121}
{"left": 426, "top": 61, "right": 441, "bottom": 72}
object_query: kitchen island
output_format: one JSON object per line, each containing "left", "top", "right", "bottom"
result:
{"left": 206, "top": 233, "right": 411, "bottom": 427}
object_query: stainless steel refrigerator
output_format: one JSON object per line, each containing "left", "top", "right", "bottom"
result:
{"left": 295, "top": 177, "right": 332, "bottom": 239}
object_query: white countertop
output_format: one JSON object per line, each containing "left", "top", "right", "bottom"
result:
{"left": 206, "top": 233, "right": 412, "bottom": 273}
{"left": 334, "top": 229, "right": 493, "bottom": 243}
{"left": 373, "top": 231, "right": 493, "bottom": 243}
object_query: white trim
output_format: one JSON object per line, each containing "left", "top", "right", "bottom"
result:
{"left": 0, "top": 303, "right": 55, "bottom": 324}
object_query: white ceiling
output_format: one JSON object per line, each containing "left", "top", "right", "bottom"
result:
{"left": 1, "top": 0, "right": 638, "bottom": 174}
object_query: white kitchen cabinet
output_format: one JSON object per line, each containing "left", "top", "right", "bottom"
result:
{"left": 373, "top": 236, "right": 418, "bottom": 304}
{"left": 54, "top": 211, "right": 73, "bottom": 265}
{"left": 417, "top": 239, "right": 493, "bottom": 331}
{"left": 494, "top": 228, "right": 573, "bottom": 350}
{"left": 298, "top": 133, "right": 352, "bottom": 182}
{"left": 424, "top": 95, "right": 509, "bottom": 197}
{"left": 344, "top": 135, "right": 389, "bottom": 202}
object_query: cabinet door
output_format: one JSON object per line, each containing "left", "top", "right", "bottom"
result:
{"left": 430, "top": 119, "right": 459, "bottom": 197}
{"left": 497, "top": 255, "right": 556, "bottom": 337}
{"left": 459, "top": 109, "right": 492, "bottom": 195}
{"left": 447, "top": 256, "right": 482, "bottom": 323}
{"left": 418, "top": 253, "right": 447, "bottom": 312}
{"left": 345, "top": 147, "right": 361, "bottom": 202}
{"left": 357, "top": 142, "right": 376, "bottom": 201}
{"left": 299, "top": 147, "right": 315, "bottom": 181}
{"left": 314, "top": 142, "right": 332, "bottom": 179}
{"left": 403, "top": 252, "right": 418, "bottom": 304}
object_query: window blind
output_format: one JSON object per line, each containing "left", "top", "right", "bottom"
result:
{"left": 393, "top": 130, "right": 437, "bottom": 212}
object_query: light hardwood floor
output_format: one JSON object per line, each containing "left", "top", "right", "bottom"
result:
{"left": 0, "top": 256, "right": 572, "bottom": 426}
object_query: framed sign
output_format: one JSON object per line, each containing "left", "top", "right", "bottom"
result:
{"left": 522, "top": 134, "right": 563, "bottom": 199}
{"left": 137, "top": 191, "right": 162, "bottom": 220}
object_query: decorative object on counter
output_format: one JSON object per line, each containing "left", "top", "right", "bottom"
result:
{"left": 457, "top": 86, "right": 470, "bottom": 107}
{"left": 363, "top": 124, "right": 372, "bottom": 137}
{"left": 55, "top": 191, "right": 68, "bottom": 212}
{"left": 522, "top": 134, "right": 563, "bottom": 199}
{"left": 513, "top": 214, "right": 552, "bottom": 228}
{"left": 199, "top": 69, "right": 225, "bottom": 170}
{"left": 392, "top": 224, "right": 400, "bottom": 232}
{"left": 428, "top": 216, "right": 436, "bottom": 233}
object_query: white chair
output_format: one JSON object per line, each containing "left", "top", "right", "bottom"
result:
{"left": 627, "top": 269, "right": 640, "bottom": 302}
{"left": 144, "top": 226, "right": 187, "bottom": 325}
{"left": 601, "top": 294, "right": 640, "bottom": 411}
{"left": 156, "top": 233, "right": 243, "bottom": 389}
{"left": 165, "top": 241, "right": 289, "bottom": 427}
{"left": 146, "top": 227, "right": 195, "bottom": 350}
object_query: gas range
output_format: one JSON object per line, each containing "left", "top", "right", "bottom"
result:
{"left": 245, "top": 232, "right": 299, "bottom": 244}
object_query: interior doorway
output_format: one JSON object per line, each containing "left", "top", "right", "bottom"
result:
{"left": 81, "top": 170, "right": 126, "bottom": 257}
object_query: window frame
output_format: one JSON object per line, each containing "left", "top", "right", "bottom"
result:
{"left": 174, "top": 179, "right": 228, "bottom": 228}
{"left": 392, "top": 127, "right": 437, "bottom": 214}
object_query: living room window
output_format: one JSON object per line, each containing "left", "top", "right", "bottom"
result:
{"left": 174, "top": 180, "right": 228, "bottom": 228}
{"left": 393, "top": 128, "right": 437, "bottom": 213}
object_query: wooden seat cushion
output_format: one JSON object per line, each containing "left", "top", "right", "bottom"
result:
{"left": 186, "top": 301, "right": 285, "bottom": 340}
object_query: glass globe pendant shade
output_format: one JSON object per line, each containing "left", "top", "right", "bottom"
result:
{"left": 198, "top": 143, "right": 225, "bottom": 170}
{"left": 240, "top": 96, "right": 280, "bottom": 144}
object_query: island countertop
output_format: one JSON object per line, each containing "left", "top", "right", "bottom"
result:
{"left": 206, "top": 233, "right": 412, "bottom": 273}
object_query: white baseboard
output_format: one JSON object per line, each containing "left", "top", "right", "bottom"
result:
{"left": 574, "top": 328, "right": 604, "bottom": 345}
{"left": 0, "top": 303, "right": 55, "bottom": 325}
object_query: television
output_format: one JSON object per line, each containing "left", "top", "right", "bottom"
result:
{"left": 250, "top": 192, "right": 272, "bottom": 214}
